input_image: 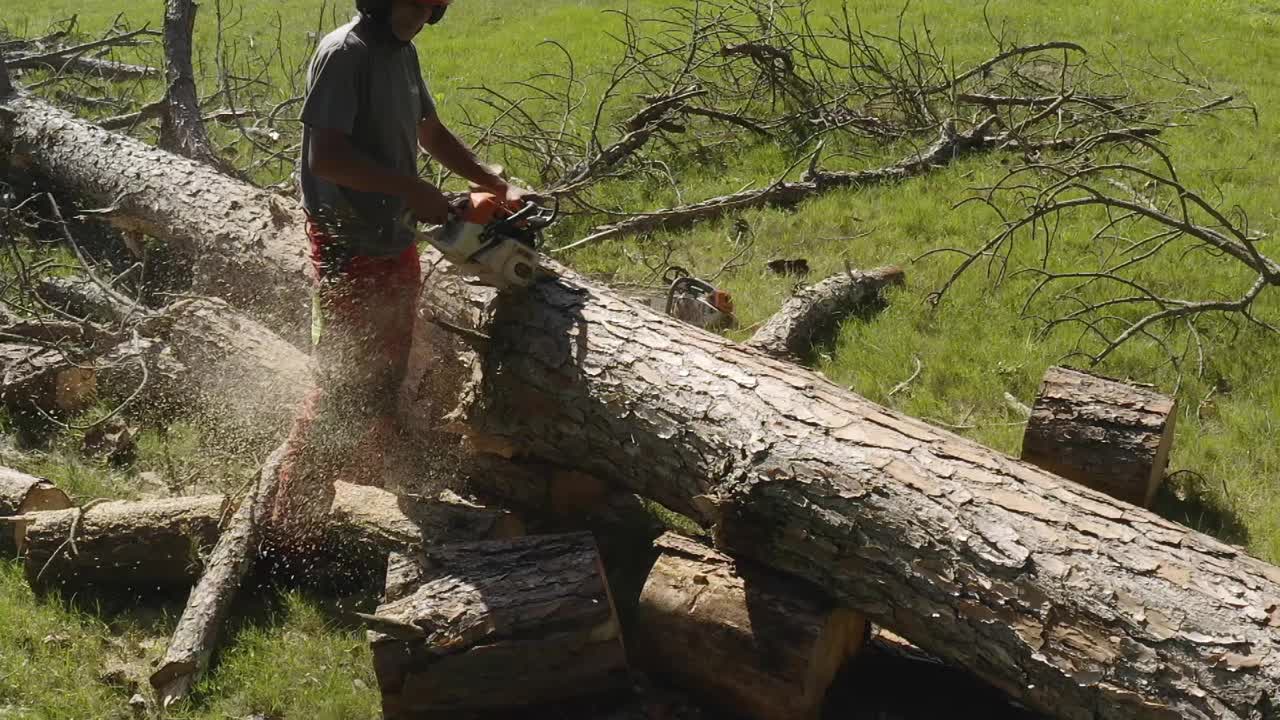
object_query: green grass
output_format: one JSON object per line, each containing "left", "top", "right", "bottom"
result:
{"left": 4, "top": 0, "right": 1280, "bottom": 716}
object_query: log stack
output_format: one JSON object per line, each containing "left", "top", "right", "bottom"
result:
{"left": 1020, "top": 365, "right": 1178, "bottom": 508}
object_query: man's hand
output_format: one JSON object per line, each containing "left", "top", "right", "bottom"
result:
{"left": 405, "top": 178, "right": 450, "bottom": 225}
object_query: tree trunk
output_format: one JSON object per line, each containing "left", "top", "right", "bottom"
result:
{"left": 423, "top": 262, "right": 1280, "bottom": 720}
{"left": 1020, "top": 366, "right": 1177, "bottom": 508}
{"left": 0, "top": 342, "right": 98, "bottom": 422}
{"left": 6, "top": 90, "right": 1280, "bottom": 719}
{"left": 21, "top": 494, "right": 229, "bottom": 591}
{"left": 158, "top": 0, "right": 227, "bottom": 171}
{"left": 0, "top": 91, "right": 311, "bottom": 344}
{"left": 0, "top": 468, "right": 71, "bottom": 554}
{"left": 635, "top": 532, "right": 867, "bottom": 720}
{"left": 747, "top": 266, "right": 904, "bottom": 361}
{"left": 369, "top": 533, "right": 629, "bottom": 717}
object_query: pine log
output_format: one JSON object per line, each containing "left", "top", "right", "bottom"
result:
{"left": 21, "top": 494, "right": 229, "bottom": 590}
{"left": 0, "top": 88, "right": 311, "bottom": 344}
{"left": 6, "top": 90, "right": 1280, "bottom": 720}
{"left": 0, "top": 467, "right": 71, "bottom": 554}
{"left": 369, "top": 534, "right": 629, "bottom": 717}
{"left": 1021, "top": 366, "right": 1178, "bottom": 508}
{"left": 747, "top": 266, "right": 905, "bottom": 360}
{"left": 636, "top": 532, "right": 867, "bottom": 720}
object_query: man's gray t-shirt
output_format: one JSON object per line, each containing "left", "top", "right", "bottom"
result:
{"left": 299, "top": 17, "right": 435, "bottom": 257}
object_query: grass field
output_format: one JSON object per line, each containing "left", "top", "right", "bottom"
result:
{"left": 3, "top": 0, "right": 1280, "bottom": 717}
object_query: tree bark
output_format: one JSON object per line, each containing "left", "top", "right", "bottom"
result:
{"left": 6, "top": 91, "right": 1280, "bottom": 719}
{"left": 21, "top": 494, "right": 229, "bottom": 591}
{"left": 1021, "top": 366, "right": 1177, "bottom": 508}
{"left": 0, "top": 90, "right": 311, "bottom": 344}
{"left": 635, "top": 532, "right": 867, "bottom": 720}
{"left": 423, "top": 262, "right": 1280, "bottom": 720}
{"left": 158, "top": 0, "right": 227, "bottom": 171}
{"left": 369, "top": 534, "right": 629, "bottom": 717}
{"left": 747, "top": 266, "right": 904, "bottom": 361}
{"left": 0, "top": 468, "right": 71, "bottom": 554}
{"left": 0, "top": 342, "right": 97, "bottom": 420}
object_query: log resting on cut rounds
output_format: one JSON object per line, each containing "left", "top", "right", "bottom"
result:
{"left": 0, "top": 88, "right": 312, "bottom": 343}
{"left": 747, "top": 266, "right": 905, "bottom": 360}
{"left": 635, "top": 531, "right": 867, "bottom": 720}
{"left": 6, "top": 82, "right": 1280, "bottom": 720}
{"left": 369, "top": 533, "right": 628, "bottom": 718}
{"left": 1021, "top": 366, "right": 1177, "bottom": 508}
{"left": 418, "top": 261, "right": 1280, "bottom": 720}
{"left": 0, "top": 467, "right": 71, "bottom": 554}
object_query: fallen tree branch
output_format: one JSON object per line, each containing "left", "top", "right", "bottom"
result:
{"left": 747, "top": 266, "right": 905, "bottom": 360}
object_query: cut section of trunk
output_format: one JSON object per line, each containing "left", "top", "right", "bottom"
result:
{"left": 369, "top": 533, "right": 629, "bottom": 717}
{"left": 21, "top": 494, "right": 229, "bottom": 590}
{"left": 0, "top": 468, "right": 71, "bottom": 554}
{"left": 635, "top": 532, "right": 866, "bottom": 720}
{"left": 747, "top": 266, "right": 904, "bottom": 361}
{"left": 1020, "top": 365, "right": 1177, "bottom": 508}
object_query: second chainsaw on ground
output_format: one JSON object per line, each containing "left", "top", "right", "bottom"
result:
{"left": 417, "top": 191, "right": 556, "bottom": 291}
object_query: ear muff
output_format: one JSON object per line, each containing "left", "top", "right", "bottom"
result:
{"left": 427, "top": 4, "right": 447, "bottom": 23}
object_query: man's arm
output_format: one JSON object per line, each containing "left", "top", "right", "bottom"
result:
{"left": 418, "top": 111, "right": 539, "bottom": 204}
{"left": 309, "top": 128, "right": 449, "bottom": 223}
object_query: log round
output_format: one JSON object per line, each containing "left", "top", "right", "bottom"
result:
{"left": 635, "top": 532, "right": 866, "bottom": 720}
{"left": 5, "top": 87, "right": 1280, "bottom": 720}
{"left": 0, "top": 468, "right": 71, "bottom": 553}
{"left": 1020, "top": 366, "right": 1177, "bottom": 508}
{"left": 369, "top": 533, "right": 629, "bottom": 717}
{"left": 747, "top": 266, "right": 905, "bottom": 360}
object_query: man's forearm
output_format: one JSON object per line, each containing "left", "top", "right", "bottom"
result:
{"left": 419, "top": 124, "right": 503, "bottom": 190}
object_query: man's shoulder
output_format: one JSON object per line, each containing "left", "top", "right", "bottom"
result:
{"left": 314, "top": 18, "right": 370, "bottom": 58}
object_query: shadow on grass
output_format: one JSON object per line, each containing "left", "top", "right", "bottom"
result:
{"left": 1150, "top": 470, "right": 1250, "bottom": 548}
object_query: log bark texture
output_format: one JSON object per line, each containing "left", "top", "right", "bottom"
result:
{"left": 7, "top": 90, "right": 1280, "bottom": 720}
{"left": 0, "top": 90, "right": 311, "bottom": 343}
{"left": 370, "top": 533, "right": 629, "bottom": 717}
{"left": 0, "top": 342, "right": 97, "bottom": 418}
{"left": 21, "top": 494, "right": 229, "bottom": 590}
{"left": 1021, "top": 366, "right": 1177, "bottom": 508}
{"left": 635, "top": 532, "right": 867, "bottom": 720}
{"left": 428, "top": 265, "right": 1280, "bottom": 720}
{"left": 747, "top": 266, "right": 904, "bottom": 360}
{"left": 0, "top": 467, "right": 71, "bottom": 553}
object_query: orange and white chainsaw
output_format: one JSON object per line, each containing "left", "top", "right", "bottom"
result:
{"left": 417, "top": 191, "right": 556, "bottom": 291}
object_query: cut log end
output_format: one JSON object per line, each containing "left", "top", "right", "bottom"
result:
{"left": 1021, "top": 365, "right": 1178, "bottom": 507}
{"left": 635, "top": 532, "right": 867, "bottom": 720}
{"left": 0, "top": 469, "right": 73, "bottom": 554}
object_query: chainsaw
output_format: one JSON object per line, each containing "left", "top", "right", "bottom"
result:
{"left": 661, "top": 266, "right": 736, "bottom": 331}
{"left": 415, "top": 191, "right": 556, "bottom": 291}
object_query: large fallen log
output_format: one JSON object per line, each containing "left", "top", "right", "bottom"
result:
{"left": 0, "top": 468, "right": 71, "bottom": 554}
{"left": 369, "top": 534, "right": 628, "bottom": 717}
{"left": 636, "top": 532, "right": 867, "bottom": 720}
{"left": 6, "top": 82, "right": 1280, "bottom": 720}
{"left": 747, "top": 266, "right": 904, "bottom": 361}
{"left": 0, "top": 85, "right": 311, "bottom": 344}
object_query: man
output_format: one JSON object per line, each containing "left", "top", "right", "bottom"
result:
{"left": 271, "top": 0, "right": 536, "bottom": 533}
